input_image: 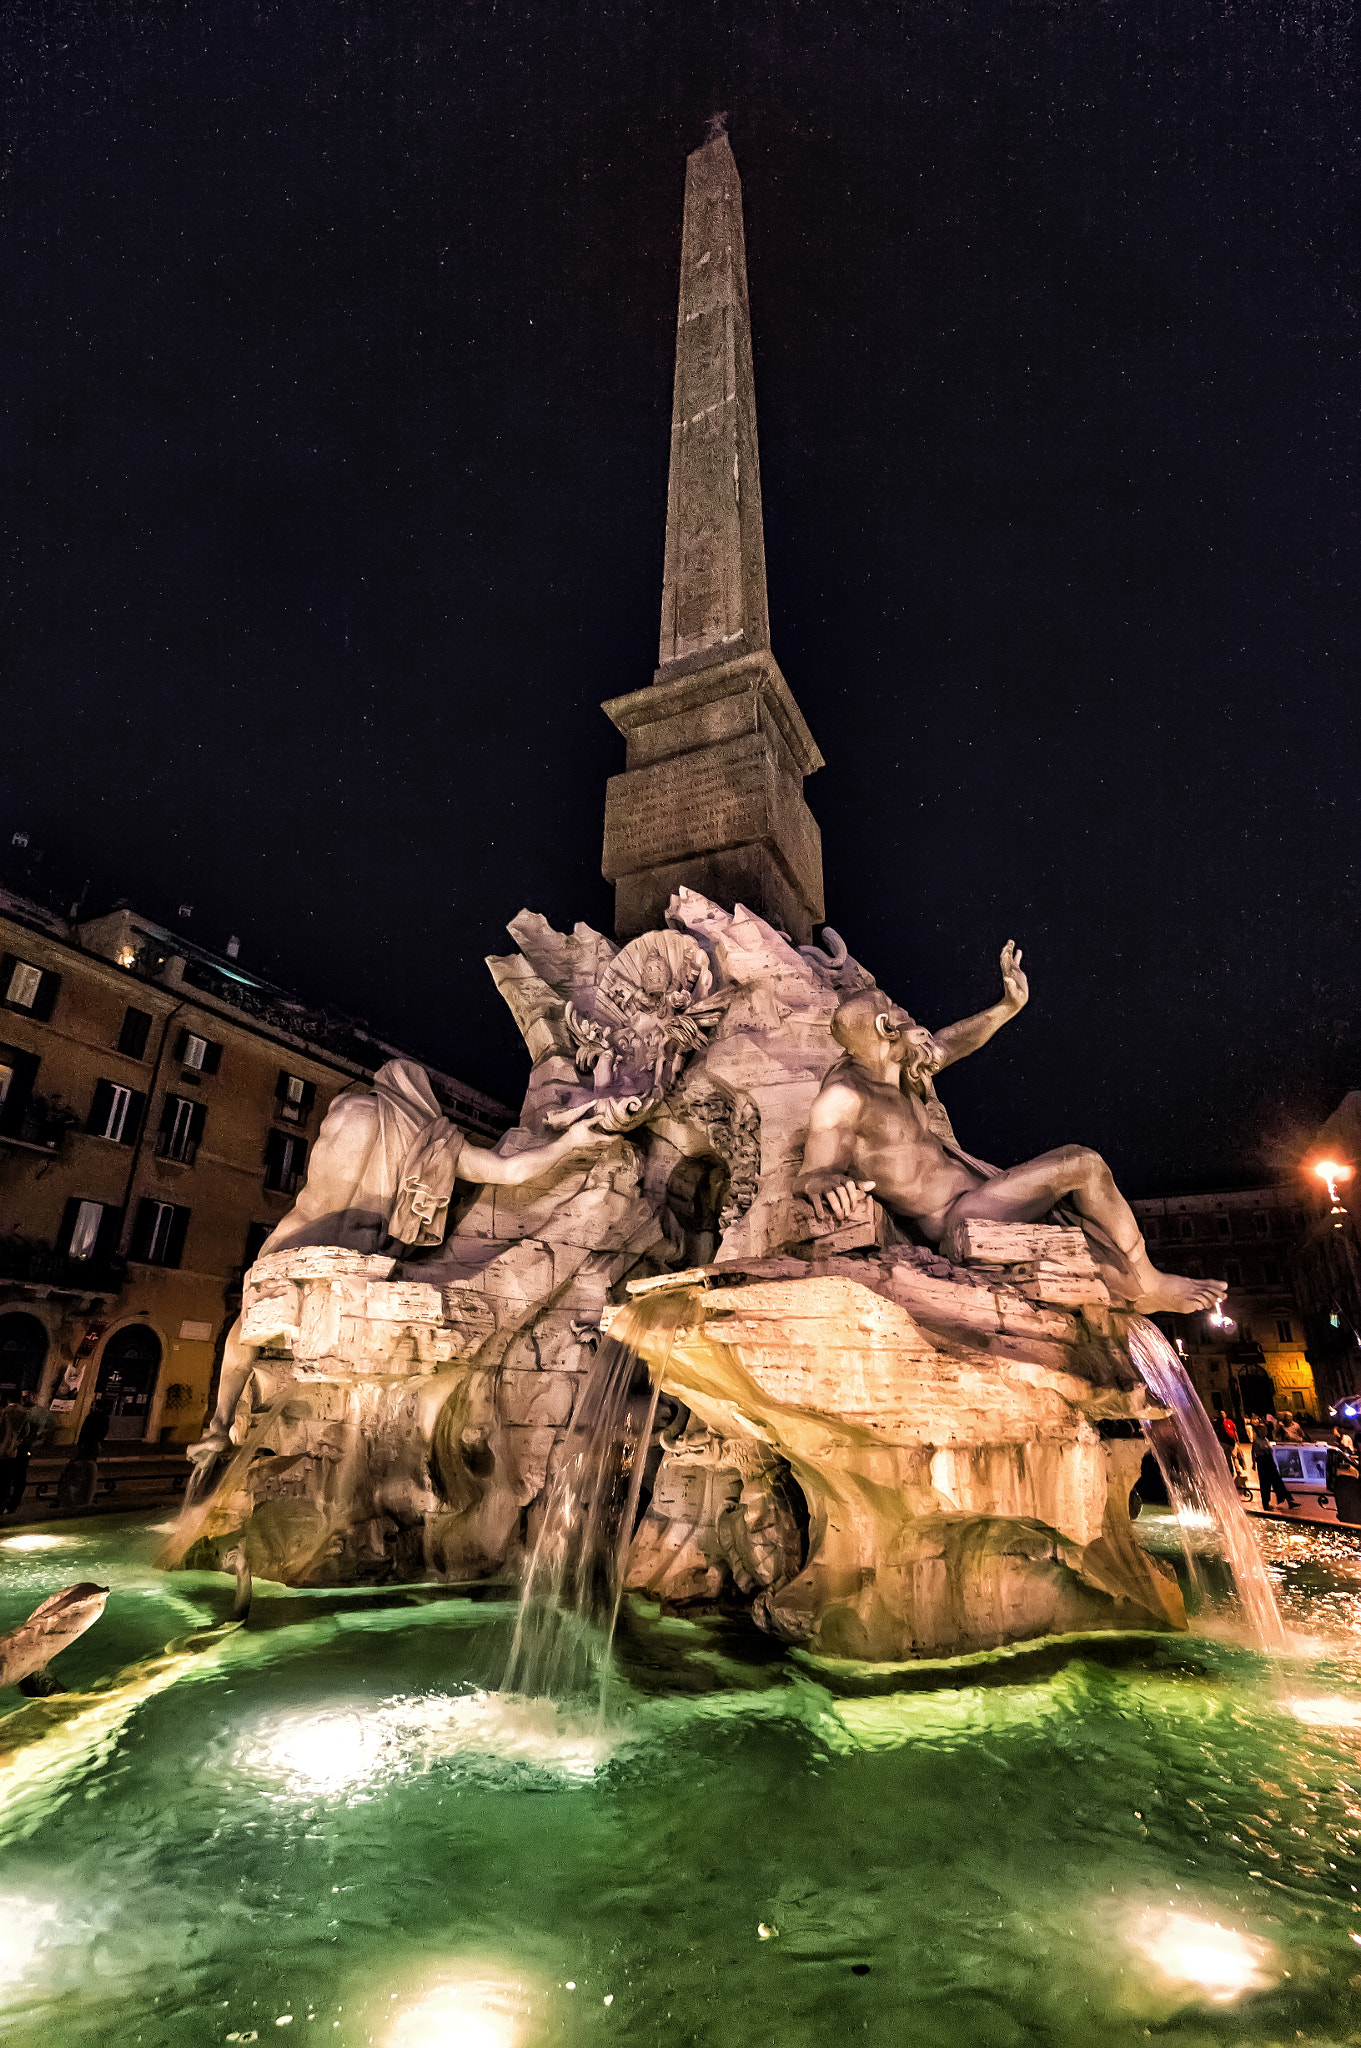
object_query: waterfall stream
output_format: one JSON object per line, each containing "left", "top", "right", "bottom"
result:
{"left": 1128, "top": 1315, "right": 1286, "bottom": 1652}
{"left": 502, "top": 1289, "right": 694, "bottom": 1710}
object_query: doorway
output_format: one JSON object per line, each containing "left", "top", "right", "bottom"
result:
{"left": 92, "top": 1324, "right": 163, "bottom": 1441}
{"left": 0, "top": 1312, "right": 48, "bottom": 1403}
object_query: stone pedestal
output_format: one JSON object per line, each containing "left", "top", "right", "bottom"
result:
{"left": 602, "top": 650, "right": 824, "bottom": 942}
{"left": 625, "top": 1268, "right": 1184, "bottom": 1661}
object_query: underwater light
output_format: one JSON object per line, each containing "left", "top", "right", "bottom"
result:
{"left": 0, "top": 1534, "right": 70, "bottom": 1551}
{"left": 386, "top": 1974, "right": 530, "bottom": 2048}
{"left": 254, "top": 1710, "right": 394, "bottom": 1794}
{"left": 1290, "top": 1696, "right": 1361, "bottom": 1729}
{"left": 1138, "top": 1912, "right": 1273, "bottom": 2002}
{"left": 0, "top": 1896, "right": 58, "bottom": 1986}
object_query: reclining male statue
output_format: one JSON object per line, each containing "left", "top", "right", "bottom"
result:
{"left": 795, "top": 943, "right": 1224, "bottom": 1315}
{"left": 186, "top": 1057, "right": 616, "bottom": 1492}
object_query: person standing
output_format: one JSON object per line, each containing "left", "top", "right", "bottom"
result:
{"left": 0, "top": 1390, "right": 36, "bottom": 1513}
{"left": 1254, "top": 1429, "right": 1296, "bottom": 1512}
{"left": 1232, "top": 1416, "right": 1255, "bottom": 1494}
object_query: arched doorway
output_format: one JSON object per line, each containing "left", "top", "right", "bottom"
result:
{"left": 0, "top": 1313, "right": 48, "bottom": 1403}
{"left": 92, "top": 1324, "right": 163, "bottom": 1440}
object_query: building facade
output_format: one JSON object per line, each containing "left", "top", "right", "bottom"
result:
{"left": 0, "top": 891, "right": 507, "bottom": 1447}
{"left": 1131, "top": 1185, "right": 1319, "bottom": 1421}
{"left": 1292, "top": 1090, "right": 1361, "bottom": 1410}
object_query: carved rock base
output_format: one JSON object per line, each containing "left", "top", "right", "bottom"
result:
{"left": 624, "top": 1270, "right": 1183, "bottom": 1661}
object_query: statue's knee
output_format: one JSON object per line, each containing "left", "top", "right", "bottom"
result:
{"left": 1073, "top": 1145, "right": 1111, "bottom": 1189}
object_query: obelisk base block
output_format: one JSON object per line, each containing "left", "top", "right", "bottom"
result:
{"left": 613, "top": 843, "right": 816, "bottom": 945}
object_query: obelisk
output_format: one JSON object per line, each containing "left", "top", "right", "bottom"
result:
{"left": 601, "top": 130, "right": 825, "bottom": 943}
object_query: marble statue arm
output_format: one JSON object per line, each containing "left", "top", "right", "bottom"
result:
{"left": 931, "top": 942, "right": 1029, "bottom": 1073}
{"left": 795, "top": 1080, "right": 876, "bottom": 1222}
{"left": 455, "top": 1119, "right": 615, "bottom": 1187}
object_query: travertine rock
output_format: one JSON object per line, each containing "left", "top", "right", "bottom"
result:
{"left": 624, "top": 1272, "right": 1182, "bottom": 1659}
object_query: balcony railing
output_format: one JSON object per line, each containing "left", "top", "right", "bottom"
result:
{"left": 0, "top": 1234, "right": 124, "bottom": 1294}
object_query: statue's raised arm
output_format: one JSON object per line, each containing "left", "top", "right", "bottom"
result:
{"left": 796, "top": 965, "right": 1226, "bottom": 1317}
{"left": 930, "top": 941, "right": 1029, "bottom": 1072}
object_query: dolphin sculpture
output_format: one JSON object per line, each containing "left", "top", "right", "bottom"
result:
{"left": 0, "top": 1582, "right": 109, "bottom": 1696}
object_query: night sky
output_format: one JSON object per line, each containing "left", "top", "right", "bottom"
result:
{"left": 5, "top": 2, "right": 1356, "bottom": 1194}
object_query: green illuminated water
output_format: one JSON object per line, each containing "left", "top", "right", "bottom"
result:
{"left": 2, "top": 1512, "right": 1360, "bottom": 2046}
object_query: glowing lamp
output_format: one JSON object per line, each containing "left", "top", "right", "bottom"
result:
{"left": 1313, "top": 1159, "right": 1354, "bottom": 1207}
{"left": 1137, "top": 1912, "right": 1274, "bottom": 2003}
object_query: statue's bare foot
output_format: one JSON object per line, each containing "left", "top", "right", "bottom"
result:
{"left": 1129, "top": 1269, "right": 1227, "bottom": 1316}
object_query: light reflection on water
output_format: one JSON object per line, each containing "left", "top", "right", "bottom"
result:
{"left": 236, "top": 1692, "right": 619, "bottom": 1799}
{"left": 0, "top": 1511, "right": 1360, "bottom": 2045}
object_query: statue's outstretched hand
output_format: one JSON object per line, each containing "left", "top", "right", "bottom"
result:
{"left": 802, "top": 1173, "right": 876, "bottom": 1223}
{"left": 1000, "top": 940, "right": 1029, "bottom": 1011}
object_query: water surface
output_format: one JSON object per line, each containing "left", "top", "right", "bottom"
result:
{"left": 1, "top": 1513, "right": 1359, "bottom": 2046}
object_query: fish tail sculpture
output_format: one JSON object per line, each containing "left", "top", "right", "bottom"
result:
{"left": 0, "top": 1582, "right": 109, "bottom": 1697}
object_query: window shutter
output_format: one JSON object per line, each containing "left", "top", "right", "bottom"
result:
{"left": 189, "top": 1102, "right": 207, "bottom": 1148}
{"left": 275, "top": 1070, "right": 292, "bottom": 1102}
{"left": 57, "top": 1196, "right": 83, "bottom": 1256}
{"left": 264, "top": 1128, "right": 285, "bottom": 1189}
{"left": 300, "top": 1080, "right": 317, "bottom": 1118}
{"left": 130, "top": 1197, "right": 156, "bottom": 1260}
{"left": 86, "top": 1079, "right": 115, "bottom": 1136}
{"left": 30, "top": 970, "right": 60, "bottom": 1021}
{"left": 95, "top": 1204, "right": 123, "bottom": 1261}
{"left": 158, "top": 1095, "right": 179, "bottom": 1139}
{"left": 124, "top": 1088, "right": 147, "bottom": 1145}
{"left": 174, "top": 1028, "right": 189, "bottom": 1061}
{"left": 200, "top": 1040, "right": 222, "bottom": 1075}
{"left": 118, "top": 1007, "right": 152, "bottom": 1059}
{"left": 165, "top": 1206, "right": 191, "bottom": 1268}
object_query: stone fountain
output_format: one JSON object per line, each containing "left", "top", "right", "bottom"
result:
{"left": 175, "top": 132, "right": 1218, "bottom": 1663}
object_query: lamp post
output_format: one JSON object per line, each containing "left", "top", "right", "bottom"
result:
{"left": 1306, "top": 1157, "right": 1357, "bottom": 1410}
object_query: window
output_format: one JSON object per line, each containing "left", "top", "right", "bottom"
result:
{"left": 1225, "top": 1262, "right": 1242, "bottom": 1287}
{"left": 56, "top": 1197, "right": 121, "bottom": 1264}
{"left": 1276, "top": 1318, "right": 1293, "bottom": 1344}
{"left": 7, "top": 962, "right": 41, "bottom": 1007}
{"left": 0, "top": 952, "right": 59, "bottom": 1020}
{"left": 156, "top": 1094, "right": 206, "bottom": 1165}
{"left": 1253, "top": 1212, "right": 1270, "bottom": 1235}
{"left": 1180, "top": 1218, "right": 1194, "bottom": 1239}
{"left": 1262, "top": 1260, "right": 1280, "bottom": 1285}
{"left": 1239, "top": 1322, "right": 1254, "bottom": 1343}
{"left": 275, "top": 1071, "right": 317, "bottom": 1125}
{"left": 243, "top": 1221, "right": 272, "bottom": 1270}
{"left": 130, "top": 1198, "right": 190, "bottom": 1267}
{"left": 1216, "top": 1215, "right": 1231, "bottom": 1238}
{"left": 0, "top": 1043, "right": 39, "bottom": 1137}
{"left": 117, "top": 1007, "right": 152, "bottom": 1059}
{"left": 264, "top": 1129, "right": 307, "bottom": 1195}
{"left": 86, "top": 1078, "right": 146, "bottom": 1145}
{"left": 68, "top": 1201, "right": 102, "bottom": 1260}
{"left": 175, "top": 1029, "right": 221, "bottom": 1074}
